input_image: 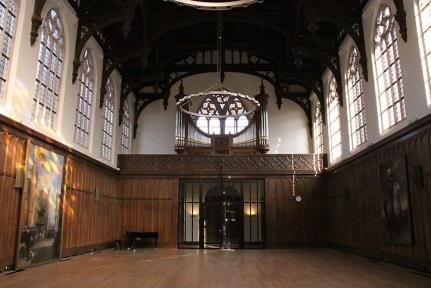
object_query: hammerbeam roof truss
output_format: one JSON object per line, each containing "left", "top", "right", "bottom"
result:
{"left": 30, "top": 0, "right": 408, "bottom": 138}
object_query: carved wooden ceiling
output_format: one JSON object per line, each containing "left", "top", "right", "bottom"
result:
{"left": 32, "top": 0, "right": 407, "bottom": 137}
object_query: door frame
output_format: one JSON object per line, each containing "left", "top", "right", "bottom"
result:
{"left": 177, "top": 177, "right": 265, "bottom": 249}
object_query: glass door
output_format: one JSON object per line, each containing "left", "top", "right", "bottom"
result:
{"left": 178, "top": 179, "right": 265, "bottom": 249}
{"left": 202, "top": 182, "right": 223, "bottom": 248}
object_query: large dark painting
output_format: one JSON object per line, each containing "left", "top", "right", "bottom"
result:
{"left": 379, "top": 156, "right": 413, "bottom": 246}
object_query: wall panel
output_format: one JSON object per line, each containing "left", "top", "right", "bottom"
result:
{"left": 120, "top": 178, "right": 178, "bottom": 248}
{"left": 322, "top": 120, "right": 431, "bottom": 270}
{"left": 266, "top": 176, "right": 322, "bottom": 247}
{"left": 0, "top": 116, "right": 122, "bottom": 266}
{"left": 61, "top": 157, "right": 121, "bottom": 257}
{"left": 0, "top": 130, "right": 26, "bottom": 269}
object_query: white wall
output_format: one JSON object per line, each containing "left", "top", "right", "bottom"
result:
{"left": 133, "top": 92, "right": 177, "bottom": 154}
{"left": 0, "top": 0, "right": 128, "bottom": 168}
{"left": 267, "top": 97, "right": 312, "bottom": 154}
{"left": 133, "top": 72, "right": 311, "bottom": 154}
{"left": 2, "top": 0, "right": 430, "bottom": 165}
{"left": 319, "top": 0, "right": 431, "bottom": 166}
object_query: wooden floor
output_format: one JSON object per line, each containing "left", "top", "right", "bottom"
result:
{"left": 0, "top": 249, "right": 430, "bottom": 288}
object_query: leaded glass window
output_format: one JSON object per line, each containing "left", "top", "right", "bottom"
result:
{"left": 416, "top": 0, "right": 431, "bottom": 104}
{"left": 121, "top": 100, "right": 131, "bottom": 154}
{"left": 0, "top": 0, "right": 17, "bottom": 99}
{"left": 101, "top": 79, "right": 114, "bottom": 160}
{"left": 327, "top": 77, "right": 342, "bottom": 162}
{"left": 374, "top": 4, "right": 406, "bottom": 132}
{"left": 74, "top": 49, "right": 93, "bottom": 148}
{"left": 32, "top": 9, "right": 64, "bottom": 129}
{"left": 346, "top": 47, "right": 367, "bottom": 149}
{"left": 196, "top": 94, "right": 249, "bottom": 135}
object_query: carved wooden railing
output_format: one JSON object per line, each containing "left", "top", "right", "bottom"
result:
{"left": 118, "top": 154, "right": 327, "bottom": 176}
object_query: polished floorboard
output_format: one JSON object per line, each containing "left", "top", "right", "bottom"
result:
{"left": 0, "top": 249, "right": 430, "bottom": 288}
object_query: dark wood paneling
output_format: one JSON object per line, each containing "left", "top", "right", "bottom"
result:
{"left": 322, "top": 120, "right": 431, "bottom": 271}
{"left": 120, "top": 178, "right": 178, "bottom": 248}
{"left": 3, "top": 111, "right": 431, "bottom": 274}
{"left": 0, "top": 130, "right": 26, "bottom": 269}
{"left": 266, "top": 176, "right": 322, "bottom": 248}
{"left": 0, "top": 117, "right": 122, "bottom": 264}
{"left": 61, "top": 157, "right": 121, "bottom": 257}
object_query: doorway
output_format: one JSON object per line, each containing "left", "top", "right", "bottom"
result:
{"left": 178, "top": 179, "right": 265, "bottom": 249}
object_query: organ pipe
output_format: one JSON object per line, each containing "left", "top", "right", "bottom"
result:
{"left": 175, "top": 82, "right": 186, "bottom": 153}
{"left": 256, "top": 81, "right": 269, "bottom": 153}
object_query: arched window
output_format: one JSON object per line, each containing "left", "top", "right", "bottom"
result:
{"left": 346, "top": 47, "right": 367, "bottom": 149}
{"left": 415, "top": 0, "right": 431, "bottom": 104}
{"left": 313, "top": 101, "right": 324, "bottom": 154}
{"left": 195, "top": 94, "right": 249, "bottom": 135}
{"left": 374, "top": 4, "right": 406, "bottom": 132}
{"left": 101, "top": 78, "right": 114, "bottom": 160}
{"left": 74, "top": 49, "right": 94, "bottom": 147}
{"left": 121, "top": 100, "right": 131, "bottom": 154}
{"left": 327, "top": 77, "right": 342, "bottom": 162}
{"left": 32, "top": 9, "right": 64, "bottom": 129}
{"left": 0, "top": 0, "right": 17, "bottom": 99}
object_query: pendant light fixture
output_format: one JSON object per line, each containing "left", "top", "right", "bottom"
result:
{"left": 164, "top": 0, "right": 263, "bottom": 10}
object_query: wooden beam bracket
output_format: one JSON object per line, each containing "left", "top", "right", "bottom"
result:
{"left": 312, "top": 80, "right": 326, "bottom": 125}
{"left": 393, "top": 0, "right": 408, "bottom": 42}
{"left": 30, "top": 0, "right": 47, "bottom": 46}
{"left": 345, "top": 22, "right": 369, "bottom": 82}
{"left": 324, "top": 56, "right": 343, "bottom": 107}
{"left": 100, "top": 58, "right": 117, "bottom": 108}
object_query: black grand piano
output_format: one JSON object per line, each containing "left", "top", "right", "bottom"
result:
{"left": 126, "top": 231, "right": 159, "bottom": 250}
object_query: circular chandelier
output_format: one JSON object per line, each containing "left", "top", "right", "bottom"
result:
{"left": 177, "top": 89, "right": 259, "bottom": 119}
{"left": 164, "top": 0, "right": 263, "bottom": 10}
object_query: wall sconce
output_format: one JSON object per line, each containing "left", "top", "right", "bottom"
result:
{"left": 244, "top": 203, "right": 258, "bottom": 216}
{"left": 14, "top": 166, "right": 24, "bottom": 190}
{"left": 187, "top": 206, "right": 199, "bottom": 217}
{"left": 95, "top": 187, "right": 100, "bottom": 202}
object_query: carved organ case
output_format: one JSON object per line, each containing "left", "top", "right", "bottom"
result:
{"left": 175, "top": 82, "right": 269, "bottom": 155}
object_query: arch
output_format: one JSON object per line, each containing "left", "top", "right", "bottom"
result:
{"left": 72, "top": 17, "right": 123, "bottom": 83}
{"left": 372, "top": 4, "right": 406, "bottom": 132}
{"left": 345, "top": 46, "right": 367, "bottom": 150}
{"left": 101, "top": 78, "right": 115, "bottom": 161}
{"left": 132, "top": 70, "right": 314, "bottom": 134}
{"left": 32, "top": 8, "right": 65, "bottom": 130}
{"left": 121, "top": 99, "right": 131, "bottom": 153}
{"left": 74, "top": 48, "right": 95, "bottom": 148}
{"left": 345, "top": 28, "right": 369, "bottom": 81}
{"left": 326, "top": 75, "right": 342, "bottom": 162}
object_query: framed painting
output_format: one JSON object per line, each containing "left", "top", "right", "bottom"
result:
{"left": 17, "top": 143, "right": 65, "bottom": 268}
{"left": 379, "top": 156, "right": 414, "bottom": 246}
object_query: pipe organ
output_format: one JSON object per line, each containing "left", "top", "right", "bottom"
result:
{"left": 175, "top": 81, "right": 270, "bottom": 155}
